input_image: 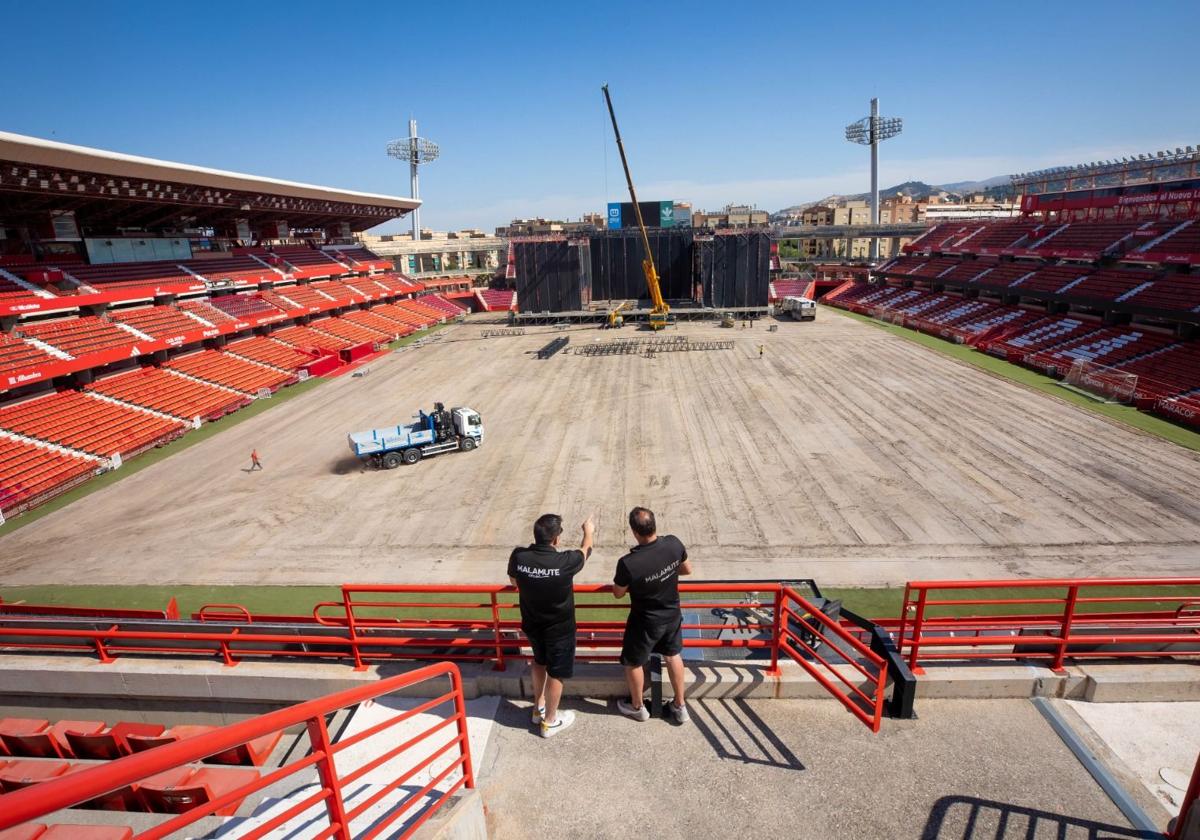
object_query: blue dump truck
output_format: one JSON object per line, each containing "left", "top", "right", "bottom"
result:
{"left": 348, "top": 403, "right": 483, "bottom": 469}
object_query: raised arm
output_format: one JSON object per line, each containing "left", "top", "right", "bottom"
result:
{"left": 580, "top": 514, "right": 595, "bottom": 560}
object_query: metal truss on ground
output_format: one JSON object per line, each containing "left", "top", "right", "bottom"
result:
{"left": 573, "top": 336, "right": 735, "bottom": 356}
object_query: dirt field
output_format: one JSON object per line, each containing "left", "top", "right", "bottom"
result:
{"left": 2, "top": 309, "right": 1199, "bottom": 587}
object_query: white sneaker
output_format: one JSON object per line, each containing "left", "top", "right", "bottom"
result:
{"left": 541, "top": 710, "right": 575, "bottom": 738}
{"left": 531, "top": 705, "right": 546, "bottom": 725}
{"left": 669, "top": 702, "right": 690, "bottom": 724}
{"left": 617, "top": 698, "right": 650, "bottom": 722}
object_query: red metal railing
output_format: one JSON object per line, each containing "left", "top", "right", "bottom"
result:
{"left": 330, "top": 583, "right": 784, "bottom": 673}
{"left": 0, "top": 661, "right": 473, "bottom": 840}
{"left": 896, "top": 578, "right": 1200, "bottom": 672}
{"left": 777, "top": 587, "right": 888, "bottom": 732}
{"left": 1172, "top": 751, "right": 1200, "bottom": 840}
{"left": 0, "top": 582, "right": 891, "bottom": 731}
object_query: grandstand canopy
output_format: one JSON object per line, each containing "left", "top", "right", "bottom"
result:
{"left": 0, "top": 131, "right": 418, "bottom": 237}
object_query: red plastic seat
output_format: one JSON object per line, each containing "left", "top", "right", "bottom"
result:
{"left": 0, "top": 719, "right": 104, "bottom": 758}
{"left": 138, "top": 766, "right": 261, "bottom": 816}
{"left": 135, "top": 766, "right": 197, "bottom": 813}
{"left": 188, "top": 767, "right": 262, "bottom": 816}
{"left": 204, "top": 730, "right": 282, "bottom": 767}
{"left": 0, "top": 719, "right": 51, "bottom": 757}
{"left": 66, "top": 722, "right": 165, "bottom": 761}
{"left": 82, "top": 780, "right": 145, "bottom": 813}
{"left": 41, "top": 827, "right": 133, "bottom": 840}
{"left": 0, "top": 759, "right": 70, "bottom": 791}
{"left": 0, "top": 824, "right": 47, "bottom": 840}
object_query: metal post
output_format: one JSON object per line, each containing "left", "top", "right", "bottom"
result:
{"left": 306, "top": 714, "right": 352, "bottom": 840}
{"left": 869, "top": 97, "right": 880, "bottom": 262}
{"left": 1054, "top": 585, "right": 1079, "bottom": 673}
{"left": 767, "top": 588, "right": 783, "bottom": 677}
{"left": 451, "top": 668, "right": 476, "bottom": 788}
{"left": 907, "top": 588, "right": 928, "bottom": 674}
{"left": 409, "top": 119, "right": 420, "bottom": 242}
{"left": 343, "top": 588, "right": 366, "bottom": 672}
{"left": 490, "top": 592, "right": 506, "bottom": 671}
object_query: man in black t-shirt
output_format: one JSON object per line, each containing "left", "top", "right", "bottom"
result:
{"left": 507, "top": 512, "right": 594, "bottom": 737}
{"left": 612, "top": 506, "right": 693, "bottom": 724}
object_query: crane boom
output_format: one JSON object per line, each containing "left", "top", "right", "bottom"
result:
{"left": 601, "top": 84, "right": 669, "bottom": 329}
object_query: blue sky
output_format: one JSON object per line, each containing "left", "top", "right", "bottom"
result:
{"left": 6, "top": 0, "right": 1200, "bottom": 232}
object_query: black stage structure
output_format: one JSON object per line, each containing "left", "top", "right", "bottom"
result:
{"left": 513, "top": 229, "right": 771, "bottom": 321}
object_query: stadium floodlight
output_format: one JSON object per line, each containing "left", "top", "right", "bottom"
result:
{"left": 844, "top": 98, "right": 903, "bottom": 261}
{"left": 386, "top": 119, "right": 440, "bottom": 241}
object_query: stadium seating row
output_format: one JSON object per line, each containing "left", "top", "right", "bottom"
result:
{"left": 0, "top": 292, "right": 465, "bottom": 516}
{"left": 88, "top": 368, "right": 250, "bottom": 421}
{"left": 0, "top": 717, "right": 279, "bottom": 766}
{"left": 825, "top": 280, "right": 1200, "bottom": 424}
{"left": 165, "top": 351, "right": 295, "bottom": 394}
{"left": 0, "top": 434, "right": 98, "bottom": 515}
{"left": 0, "top": 333, "right": 56, "bottom": 377}
{"left": 0, "top": 392, "right": 186, "bottom": 457}
{"left": 224, "top": 336, "right": 315, "bottom": 370}
{"left": 17, "top": 317, "right": 137, "bottom": 358}
{"left": 881, "top": 256, "right": 1198, "bottom": 315}
{"left": 1, "top": 246, "right": 412, "bottom": 320}
{"left": 0, "top": 758, "right": 260, "bottom": 817}
{"left": 911, "top": 217, "right": 1193, "bottom": 261}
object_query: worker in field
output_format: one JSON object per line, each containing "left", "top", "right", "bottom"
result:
{"left": 508, "top": 512, "right": 595, "bottom": 737}
{"left": 249, "top": 449, "right": 263, "bottom": 471}
{"left": 612, "top": 507, "right": 692, "bottom": 724}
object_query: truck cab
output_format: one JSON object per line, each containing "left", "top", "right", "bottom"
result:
{"left": 452, "top": 407, "right": 483, "bottom": 443}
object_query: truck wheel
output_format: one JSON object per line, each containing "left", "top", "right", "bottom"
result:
{"left": 402, "top": 448, "right": 422, "bottom": 465}
{"left": 382, "top": 452, "right": 402, "bottom": 470}
{"left": 460, "top": 437, "right": 477, "bottom": 451}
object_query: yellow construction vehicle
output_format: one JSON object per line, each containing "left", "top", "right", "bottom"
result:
{"left": 607, "top": 299, "right": 631, "bottom": 328}
{"left": 602, "top": 84, "right": 670, "bottom": 331}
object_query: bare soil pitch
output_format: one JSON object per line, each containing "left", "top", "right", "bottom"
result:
{"left": 2, "top": 311, "right": 1198, "bottom": 586}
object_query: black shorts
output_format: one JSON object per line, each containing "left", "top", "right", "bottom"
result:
{"left": 527, "top": 630, "right": 576, "bottom": 679}
{"left": 620, "top": 616, "right": 683, "bottom": 667}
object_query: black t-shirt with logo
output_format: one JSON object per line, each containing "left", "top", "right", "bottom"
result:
{"left": 613, "top": 535, "right": 688, "bottom": 627}
{"left": 507, "top": 544, "right": 586, "bottom": 639}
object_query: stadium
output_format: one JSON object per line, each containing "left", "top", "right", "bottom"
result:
{"left": 1, "top": 10, "right": 1199, "bottom": 839}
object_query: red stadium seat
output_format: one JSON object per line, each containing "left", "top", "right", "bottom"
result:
{"left": 202, "top": 730, "right": 282, "bottom": 767}
{"left": 139, "top": 766, "right": 258, "bottom": 816}
{"left": 41, "top": 826, "right": 133, "bottom": 840}
{"left": 135, "top": 766, "right": 197, "bottom": 812}
{"left": 0, "top": 719, "right": 105, "bottom": 758}
{"left": 0, "top": 824, "right": 47, "bottom": 840}
{"left": 0, "top": 759, "right": 70, "bottom": 791}
{"left": 125, "top": 732, "right": 178, "bottom": 754}
{"left": 64, "top": 722, "right": 165, "bottom": 761}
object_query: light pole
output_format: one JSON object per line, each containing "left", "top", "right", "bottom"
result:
{"left": 845, "top": 98, "right": 903, "bottom": 261}
{"left": 386, "top": 119, "right": 439, "bottom": 241}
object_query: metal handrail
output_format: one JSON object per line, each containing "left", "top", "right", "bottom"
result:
{"left": 0, "top": 661, "right": 473, "bottom": 840}
{"left": 897, "top": 578, "right": 1200, "bottom": 672}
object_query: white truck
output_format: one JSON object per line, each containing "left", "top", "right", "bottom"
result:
{"left": 780, "top": 296, "right": 817, "bottom": 321}
{"left": 348, "top": 403, "right": 483, "bottom": 469}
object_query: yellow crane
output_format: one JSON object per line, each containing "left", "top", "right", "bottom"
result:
{"left": 601, "top": 84, "right": 670, "bottom": 331}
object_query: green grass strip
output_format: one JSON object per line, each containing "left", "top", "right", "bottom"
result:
{"left": 2, "top": 583, "right": 1195, "bottom": 622}
{"left": 0, "top": 324, "right": 451, "bottom": 536}
{"left": 827, "top": 306, "right": 1200, "bottom": 452}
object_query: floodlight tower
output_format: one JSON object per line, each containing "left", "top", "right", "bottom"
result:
{"left": 386, "top": 119, "right": 439, "bottom": 241}
{"left": 844, "top": 98, "right": 903, "bottom": 261}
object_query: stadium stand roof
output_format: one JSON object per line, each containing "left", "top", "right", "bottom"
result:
{"left": 0, "top": 130, "right": 418, "bottom": 232}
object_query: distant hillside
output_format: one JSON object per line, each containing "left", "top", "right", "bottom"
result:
{"left": 772, "top": 176, "right": 1015, "bottom": 222}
